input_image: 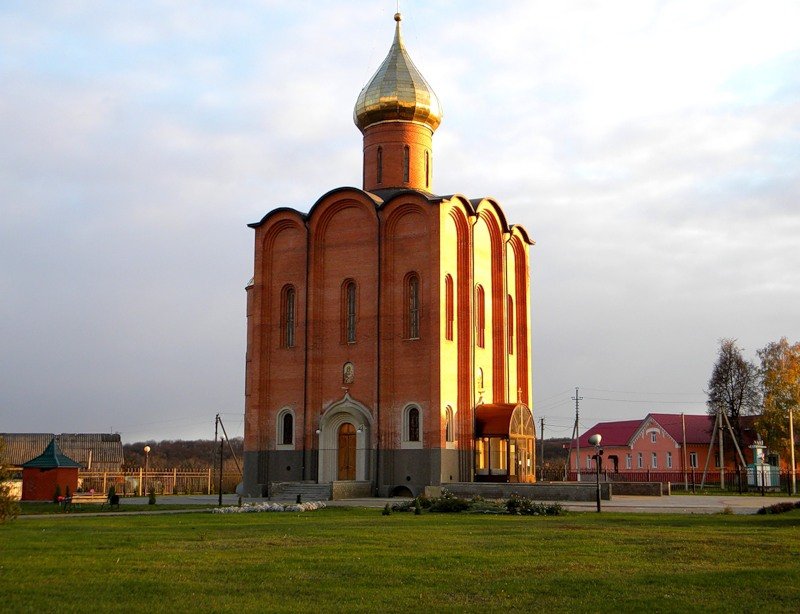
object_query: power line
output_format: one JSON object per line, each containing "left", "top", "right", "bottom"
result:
{"left": 583, "top": 396, "right": 706, "bottom": 405}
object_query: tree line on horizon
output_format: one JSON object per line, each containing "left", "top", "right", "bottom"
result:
{"left": 123, "top": 437, "right": 243, "bottom": 471}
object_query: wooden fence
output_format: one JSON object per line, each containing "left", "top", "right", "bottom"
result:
{"left": 78, "top": 469, "right": 242, "bottom": 496}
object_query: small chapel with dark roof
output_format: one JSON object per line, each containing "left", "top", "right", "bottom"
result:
{"left": 242, "top": 13, "right": 535, "bottom": 498}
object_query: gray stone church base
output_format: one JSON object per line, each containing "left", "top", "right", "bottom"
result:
{"left": 243, "top": 447, "right": 465, "bottom": 498}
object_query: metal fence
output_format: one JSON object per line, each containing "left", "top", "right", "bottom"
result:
{"left": 77, "top": 469, "right": 242, "bottom": 496}
{"left": 562, "top": 468, "right": 795, "bottom": 493}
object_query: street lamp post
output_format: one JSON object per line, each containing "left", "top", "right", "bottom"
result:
{"left": 143, "top": 445, "right": 151, "bottom": 499}
{"left": 588, "top": 434, "right": 602, "bottom": 513}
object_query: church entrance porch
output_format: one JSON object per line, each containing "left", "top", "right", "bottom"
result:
{"left": 317, "top": 394, "right": 374, "bottom": 485}
{"left": 474, "top": 403, "right": 536, "bottom": 483}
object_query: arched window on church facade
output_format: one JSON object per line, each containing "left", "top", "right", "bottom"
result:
{"left": 342, "top": 280, "right": 357, "bottom": 344}
{"left": 403, "top": 405, "right": 422, "bottom": 447}
{"left": 403, "top": 145, "right": 410, "bottom": 183}
{"left": 507, "top": 294, "right": 514, "bottom": 355}
{"left": 281, "top": 285, "right": 296, "bottom": 348}
{"left": 276, "top": 408, "right": 295, "bottom": 448}
{"left": 476, "top": 284, "right": 485, "bottom": 348}
{"left": 445, "top": 274, "right": 454, "bottom": 341}
{"left": 445, "top": 405, "right": 454, "bottom": 443}
{"left": 405, "top": 272, "right": 420, "bottom": 340}
{"left": 377, "top": 146, "right": 383, "bottom": 184}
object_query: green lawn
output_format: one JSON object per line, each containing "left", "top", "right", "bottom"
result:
{"left": 1, "top": 508, "right": 798, "bottom": 612}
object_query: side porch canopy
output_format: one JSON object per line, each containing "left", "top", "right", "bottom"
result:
{"left": 474, "top": 403, "right": 535, "bottom": 483}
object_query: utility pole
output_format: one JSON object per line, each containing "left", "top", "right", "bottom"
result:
{"left": 789, "top": 405, "right": 796, "bottom": 495}
{"left": 572, "top": 387, "right": 583, "bottom": 482}
{"left": 539, "top": 417, "right": 545, "bottom": 481}
{"left": 681, "top": 413, "right": 688, "bottom": 491}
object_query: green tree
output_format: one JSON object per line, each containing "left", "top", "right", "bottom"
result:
{"left": 0, "top": 437, "right": 21, "bottom": 523}
{"left": 757, "top": 338, "right": 800, "bottom": 461}
{"left": 707, "top": 338, "right": 760, "bottom": 453}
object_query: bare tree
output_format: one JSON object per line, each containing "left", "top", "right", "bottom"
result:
{"left": 707, "top": 338, "right": 761, "bottom": 453}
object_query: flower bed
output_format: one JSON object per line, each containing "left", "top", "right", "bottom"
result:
{"left": 212, "top": 501, "right": 326, "bottom": 514}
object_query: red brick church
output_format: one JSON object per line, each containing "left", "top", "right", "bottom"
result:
{"left": 242, "top": 13, "right": 535, "bottom": 497}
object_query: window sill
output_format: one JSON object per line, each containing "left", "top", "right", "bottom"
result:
{"left": 276, "top": 444, "right": 295, "bottom": 451}
{"left": 400, "top": 441, "right": 423, "bottom": 450}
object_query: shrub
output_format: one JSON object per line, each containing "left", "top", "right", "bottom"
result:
{"left": 757, "top": 501, "right": 800, "bottom": 515}
{"left": 506, "top": 493, "right": 564, "bottom": 516}
{"left": 414, "top": 498, "right": 422, "bottom": 515}
{"left": 428, "top": 493, "right": 470, "bottom": 513}
{"left": 382, "top": 503, "right": 391, "bottom": 516}
{"left": 391, "top": 500, "right": 414, "bottom": 512}
{"left": 53, "top": 484, "right": 62, "bottom": 504}
{"left": 0, "top": 438, "right": 20, "bottom": 523}
{"left": 148, "top": 486, "right": 157, "bottom": 505}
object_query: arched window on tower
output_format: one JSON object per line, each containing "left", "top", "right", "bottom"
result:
{"left": 342, "top": 280, "right": 357, "bottom": 343}
{"left": 476, "top": 284, "right": 485, "bottom": 348}
{"left": 445, "top": 274, "right": 454, "bottom": 341}
{"left": 403, "top": 145, "right": 410, "bottom": 183}
{"left": 281, "top": 285, "right": 296, "bottom": 348}
{"left": 507, "top": 294, "right": 514, "bottom": 355}
{"left": 425, "top": 150, "right": 430, "bottom": 188}
{"left": 405, "top": 273, "right": 420, "bottom": 340}
{"left": 377, "top": 146, "right": 383, "bottom": 184}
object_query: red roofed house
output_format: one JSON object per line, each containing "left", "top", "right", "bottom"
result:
{"left": 568, "top": 413, "right": 763, "bottom": 481}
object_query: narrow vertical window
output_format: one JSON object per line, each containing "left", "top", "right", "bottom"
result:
{"left": 376, "top": 146, "right": 383, "bottom": 184}
{"left": 403, "top": 145, "right": 410, "bottom": 183}
{"left": 408, "top": 406, "right": 420, "bottom": 442}
{"left": 424, "top": 150, "right": 430, "bottom": 188}
{"left": 445, "top": 274, "right": 454, "bottom": 341}
{"left": 342, "top": 280, "right": 357, "bottom": 343}
{"left": 282, "top": 285, "right": 296, "bottom": 348}
{"left": 667, "top": 452, "right": 673, "bottom": 469}
{"left": 282, "top": 413, "right": 293, "bottom": 446}
{"left": 405, "top": 273, "right": 420, "bottom": 340}
{"left": 476, "top": 285, "right": 485, "bottom": 348}
{"left": 652, "top": 452, "right": 658, "bottom": 469}
{"left": 507, "top": 295, "right": 514, "bottom": 355}
{"left": 445, "top": 406, "right": 454, "bottom": 442}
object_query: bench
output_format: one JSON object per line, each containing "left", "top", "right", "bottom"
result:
{"left": 61, "top": 492, "right": 119, "bottom": 511}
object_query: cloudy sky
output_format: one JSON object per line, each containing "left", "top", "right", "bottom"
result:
{"left": 2, "top": 1, "right": 798, "bottom": 444}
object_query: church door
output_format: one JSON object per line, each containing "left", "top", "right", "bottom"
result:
{"left": 337, "top": 423, "right": 356, "bottom": 480}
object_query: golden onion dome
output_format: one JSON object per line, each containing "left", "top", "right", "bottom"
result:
{"left": 354, "top": 13, "right": 443, "bottom": 133}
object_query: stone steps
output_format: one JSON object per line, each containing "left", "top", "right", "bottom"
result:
{"left": 270, "top": 481, "right": 332, "bottom": 501}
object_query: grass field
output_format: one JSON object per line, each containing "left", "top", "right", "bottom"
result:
{"left": 2, "top": 507, "right": 799, "bottom": 612}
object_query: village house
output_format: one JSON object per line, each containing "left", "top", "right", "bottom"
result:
{"left": 567, "top": 413, "right": 770, "bottom": 480}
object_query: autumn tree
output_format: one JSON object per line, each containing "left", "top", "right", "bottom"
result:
{"left": 0, "top": 436, "right": 21, "bottom": 523}
{"left": 756, "top": 337, "right": 800, "bottom": 461}
{"left": 707, "top": 338, "right": 760, "bottom": 453}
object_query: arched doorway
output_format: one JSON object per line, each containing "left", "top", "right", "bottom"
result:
{"left": 317, "top": 393, "right": 373, "bottom": 484}
{"left": 338, "top": 423, "right": 356, "bottom": 480}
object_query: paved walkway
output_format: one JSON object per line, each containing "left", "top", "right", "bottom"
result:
{"left": 19, "top": 493, "right": 798, "bottom": 518}
{"left": 119, "top": 493, "right": 798, "bottom": 514}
